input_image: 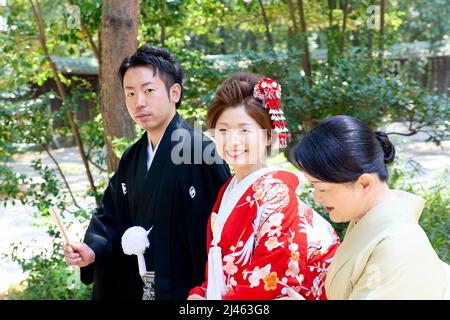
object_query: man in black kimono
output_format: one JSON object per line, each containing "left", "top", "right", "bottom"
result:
{"left": 63, "top": 45, "right": 230, "bottom": 300}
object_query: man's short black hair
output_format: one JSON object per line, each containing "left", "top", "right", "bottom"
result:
{"left": 119, "top": 45, "right": 185, "bottom": 109}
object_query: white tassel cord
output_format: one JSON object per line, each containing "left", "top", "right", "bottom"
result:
{"left": 206, "top": 245, "right": 227, "bottom": 300}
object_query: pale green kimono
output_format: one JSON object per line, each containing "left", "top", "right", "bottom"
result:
{"left": 325, "top": 190, "right": 449, "bottom": 300}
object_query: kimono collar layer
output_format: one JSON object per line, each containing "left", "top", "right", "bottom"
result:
{"left": 346, "top": 190, "right": 426, "bottom": 235}
{"left": 146, "top": 132, "right": 162, "bottom": 171}
{"left": 325, "top": 190, "right": 426, "bottom": 297}
{"left": 206, "top": 167, "right": 280, "bottom": 299}
{"left": 211, "top": 167, "right": 277, "bottom": 246}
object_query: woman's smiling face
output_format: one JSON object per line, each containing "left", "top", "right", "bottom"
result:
{"left": 213, "top": 105, "right": 269, "bottom": 171}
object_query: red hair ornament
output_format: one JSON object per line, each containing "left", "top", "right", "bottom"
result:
{"left": 253, "top": 77, "right": 289, "bottom": 148}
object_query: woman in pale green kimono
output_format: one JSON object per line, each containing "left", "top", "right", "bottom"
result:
{"left": 288, "top": 115, "right": 449, "bottom": 300}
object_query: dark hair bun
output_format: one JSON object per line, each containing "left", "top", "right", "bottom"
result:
{"left": 375, "top": 131, "right": 396, "bottom": 164}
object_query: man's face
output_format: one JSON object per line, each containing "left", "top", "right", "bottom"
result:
{"left": 123, "top": 66, "right": 180, "bottom": 132}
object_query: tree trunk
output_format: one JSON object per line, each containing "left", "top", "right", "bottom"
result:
{"left": 257, "top": 0, "right": 274, "bottom": 49}
{"left": 328, "top": 0, "right": 334, "bottom": 28}
{"left": 297, "top": 0, "right": 312, "bottom": 86}
{"left": 287, "top": 0, "right": 299, "bottom": 34}
{"left": 338, "top": 0, "right": 349, "bottom": 55}
{"left": 160, "top": 0, "right": 166, "bottom": 47}
{"left": 30, "top": 0, "right": 98, "bottom": 200}
{"left": 367, "top": 0, "right": 375, "bottom": 59}
{"left": 379, "top": 0, "right": 386, "bottom": 75}
{"left": 100, "top": 0, "right": 139, "bottom": 172}
{"left": 327, "top": 0, "right": 335, "bottom": 65}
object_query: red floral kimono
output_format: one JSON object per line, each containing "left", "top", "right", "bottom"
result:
{"left": 189, "top": 168, "right": 340, "bottom": 300}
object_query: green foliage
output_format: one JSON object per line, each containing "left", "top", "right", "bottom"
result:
{"left": 3, "top": 241, "right": 92, "bottom": 300}
{"left": 70, "top": 0, "right": 102, "bottom": 33}
{"left": 0, "top": 90, "right": 65, "bottom": 152}
{"left": 0, "top": 93, "right": 23, "bottom": 161}
{"left": 140, "top": 0, "right": 227, "bottom": 50}
{"left": 0, "top": 148, "right": 95, "bottom": 299}
{"left": 237, "top": 48, "right": 449, "bottom": 145}
{"left": 396, "top": 0, "right": 450, "bottom": 44}
{"left": 0, "top": 166, "right": 29, "bottom": 206}
{"left": 177, "top": 49, "right": 228, "bottom": 125}
{"left": 0, "top": 90, "right": 70, "bottom": 208}
{"left": 419, "top": 184, "right": 450, "bottom": 264}
{"left": 0, "top": 90, "right": 79, "bottom": 207}
{"left": 112, "top": 134, "right": 140, "bottom": 160}
{"left": 80, "top": 112, "right": 107, "bottom": 170}
{"left": 27, "top": 159, "right": 62, "bottom": 208}
{"left": 389, "top": 164, "right": 450, "bottom": 264}
{"left": 0, "top": 0, "right": 94, "bottom": 90}
{"left": 0, "top": 88, "right": 102, "bottom": 299}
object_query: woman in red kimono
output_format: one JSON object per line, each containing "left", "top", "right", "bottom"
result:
{"left": 188, "top": 72, "right": 340, "bottom": 300}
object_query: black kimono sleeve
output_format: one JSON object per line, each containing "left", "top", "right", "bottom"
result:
{"left": 80, "top": 172, "right": 119, "bottom": 285}
{"left": 80, "top": 154, "right": 130, "bottom": 287}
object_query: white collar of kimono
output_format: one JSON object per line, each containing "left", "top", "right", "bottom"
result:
{"left": 146, "top": 132, "right": 162, "bottom": 171}
{"left": 211, "top": 167, "right": 277, "bottom": 246}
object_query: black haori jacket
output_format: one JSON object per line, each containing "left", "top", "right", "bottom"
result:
{"left": 81, "top": 113, "right": 230, "bottom": 300}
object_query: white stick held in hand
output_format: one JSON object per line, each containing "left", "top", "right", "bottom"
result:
{"left": 49, "top": 206, "right": 71, "bottom": 244}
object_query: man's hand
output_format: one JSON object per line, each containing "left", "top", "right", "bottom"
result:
{"left": 64, "top": 242, "right": 95, "bottom": 267}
